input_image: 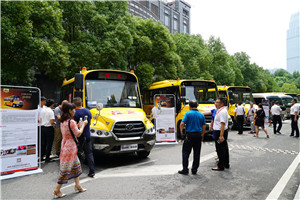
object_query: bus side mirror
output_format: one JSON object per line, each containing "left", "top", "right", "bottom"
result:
{"left": 181, "top": 85, "right": 186, "bottom": 97}
{"left": 96, "top": 103, "right": 104, "bottom": 111}
{"left": 75, "top": 73, "right": 84, "bottom": 90}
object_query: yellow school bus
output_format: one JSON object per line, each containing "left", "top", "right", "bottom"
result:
{"left": 143, "top": 79, "right": 219, "bottom": 139}
{"left": 4, "top": 95, "right": 24, "bottom": 108}
{"left": 218, "top": 86, "right": 254, "bottom": 128}
{"left": 61, "top": 67, "right": 155, "bottom": 158}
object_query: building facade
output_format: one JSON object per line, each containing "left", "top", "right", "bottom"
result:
{"left": 287, "top": 12, "right": 300, "bottom": 74}
{"left": 128, "top": 0, "right": 191, "bottom": 34}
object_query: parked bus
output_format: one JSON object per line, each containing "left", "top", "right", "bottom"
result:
{"left": 60, "top": 67, "right": 155, "bottom": 158}
{"left": 252, "top": 93, "right": 288, "bottom": 120}
{"left": 143, "top": 79, "right": 220, "bottom": 139}
{"left": 3, "top": 95, "right": 24, "bottom": 108}
{"left": 267, "top": 92, "right": 293, "bottom": 119}
{"left": 217, "top": 86, "right": 254, "bottom": 128}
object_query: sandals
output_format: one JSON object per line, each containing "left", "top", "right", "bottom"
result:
{"left": 75, "top": 186, "right": 87, "bottom": 193}
{"left": 53, "top": 190, "right": 66, "bottom": 199}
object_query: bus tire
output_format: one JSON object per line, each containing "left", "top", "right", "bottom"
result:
{"left": 137, "top": 151, "right": 150, "bottom": 158}
{"left": 13, "top": 104, "right": 16, "bottom": 108}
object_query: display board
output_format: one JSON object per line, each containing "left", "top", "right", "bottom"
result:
{"left": 153, "top": 94, "right": 177, "bottom": 144}
{"left": 1, "top": 85, "right": 42, "bottom": 179}
{"left": 263, "top": 105, "right": 270, "bottom": 123}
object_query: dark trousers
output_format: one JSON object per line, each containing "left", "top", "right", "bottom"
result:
{"left": 237, "top": 115, "right": 244, "bottom": 134}
{"left": 214, "top": 130, "right": 229, "bottom": 169}
{"left": 182, "top": 132, "right": 202, "bottom": 173}
{"left": 291, "top": 115, "right": 299, "bottom": 137}
{"left": 41, "top": 126, "right": 54, "bottom": 160}
{"left": 83, "top": 138, "right": 95, "bottom": 174}
{"left": 272, "top": 115, "right": 282, "bottom": 134}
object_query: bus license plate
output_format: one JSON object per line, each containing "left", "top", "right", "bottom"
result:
{"left": 121, "top": 144, "right": 138, "bottom": 151}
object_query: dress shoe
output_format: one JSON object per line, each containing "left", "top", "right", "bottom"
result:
{"left": 293, "top": 136, "right": 299, "bottom": 138}
{"left": 191, "top": 171, "right": 197, "bottom": 175}
{"left": 224, "top": 165, "right": 230, "bottom": 169}
{"left": 290, "top": 134, "right": 294, "bottom": 137}
{"left": 212, "top": 167, "right": 224, "bottom": 171}
{"left": 45, "top": 158, "right": 54, "bottom": 163}
{"left": 178, "top": 170, "right": 188, "bottom": 175}
{"left": 88, "top": 173, "right": 95, "bottom": 178}
{"left": 276, "top": 131, "right": 281, "bottom": 134}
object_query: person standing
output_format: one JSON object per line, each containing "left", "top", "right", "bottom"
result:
{"left": 178, "top": 100, "right": 206, "bottom": 175}
{"left": 253, "top": 104, "right": 269, "bottom": 138}
{"left": 247, "top": 102, "right": 256, "bottom": 134}
{"left": 37, "top": 96, "right": 47, "bottom": 162}
{"left": 270, "top": 101, "right": 282, "bottom": 134}
{"left": 54, "top": 100, "right": 68, "bottom": 156}
{"left": 53, "top": 102, "right": 88, "bottom": 198}
{"left": 234, "top": 102, "right": 245, "bottom": 134}
{"left": 290, "top": 99, "right": 299, "bottom": 138}
{"left": 212, "top": 97, "right": 230, "bottom": 171}
{"left": 73, "top": 97, "right": 95, "bottom": 178}
{"left": 39, "top": 99, "right": 56, "bottom": 162}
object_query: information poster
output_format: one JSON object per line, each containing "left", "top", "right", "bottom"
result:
{"left": 263, "top": 105, "right": 270, "bottom": 124}
{"left": 154, "top": 94, "right": 177, "bottom": 143}
{"left": 1, "top": 86, "right": 40, "bottom": 176}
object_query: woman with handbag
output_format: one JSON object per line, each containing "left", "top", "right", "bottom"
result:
{"left": 253, "top": 103, "right": 269, "bottom": 138}
{"left": 53, "top": 103, "right": 88, "bottom": 198}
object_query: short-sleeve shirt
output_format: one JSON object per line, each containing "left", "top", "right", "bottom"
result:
{"left": 54, "top": 106, "right": 63, "bottom": 128}
{"left": 271, "top": 105, "right": 282, "bottom": 116}
{"left": 74, "top": 108, "right": 92, "bottom": 138}
{"left": 211, "top": 108, "right": 217, "bottom": 121}
{"left": 248, "top": 107, "right": 257, "bottom": 116}
{"left": 213, "top": 107, "right": 228, "bottom": 130}
{"left": 235, "top": 106, "right": 245, "bottom": 116}
{"left": 39, "top": 106, "right": 55, "bottom": 127}
{"left": 182, "top": 109, "right": 206, "bottom": 132}
{"left": 290, "top": 104, "right": 299, "bottom": 115}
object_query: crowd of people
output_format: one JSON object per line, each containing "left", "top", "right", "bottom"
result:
{"left": 38, "top": 97, "right": 95, "bottom": 198}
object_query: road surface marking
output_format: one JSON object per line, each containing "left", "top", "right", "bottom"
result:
{"left": 265, "top": 153, "right": 300, "bottom": 200}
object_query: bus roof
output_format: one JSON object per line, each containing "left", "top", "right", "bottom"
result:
{"left": 62, "top": 69, "right": 137, "bottom": 87}
{"left": 217, "top": 85, "right": 251, "bottom": 91}
{"left": 148, "top": 79, "right": 217, "bottom": 90}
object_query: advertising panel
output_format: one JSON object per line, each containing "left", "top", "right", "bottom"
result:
{"left": 153, "top": 94, "right": 177, "bottom": 144}
{"left": 1, "top": 86, "right": 41, "bottom": 177}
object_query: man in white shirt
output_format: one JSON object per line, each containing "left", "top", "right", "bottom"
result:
{"left": 290, "top": 99, "right": 299, "bottom": 138}
{"left": 212, "top": 97, "right": 229, "bottom": 171}
{"left": 234, "top": 102, "right": 245, "bottom": 134}
{"left": 270, "top": 101, "right": 282, "bottom": 134}
{"left": 247, "top": 102, "right": 256, "bottom": 134}
{"left": 40, "top": 99, "right": 56, "bottom": 162}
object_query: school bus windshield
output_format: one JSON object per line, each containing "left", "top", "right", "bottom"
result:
{"left": 85, "top": 80, "right": 141, "bottom": 108}
{"left": 228, "top": 88, "right": 253, "bottom": 104}
{"left": 184, "top": 82, "right": 217, "bottom": 104}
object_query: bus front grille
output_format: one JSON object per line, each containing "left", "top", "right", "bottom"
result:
{"left": 113, "top": 121, "right": 145, "bottom": 138}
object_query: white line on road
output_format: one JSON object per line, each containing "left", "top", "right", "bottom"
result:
{"left": 265, "top": 153, "right": 300, "bottom": 200}
{"left": 62, "top": 150, "right": 221, "bottom": 189}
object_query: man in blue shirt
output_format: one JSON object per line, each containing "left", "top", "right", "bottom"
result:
{"left": 74, "top": 97, "right": 95, "bottom": 178}
{"left": 178, "top": 100, "right": 206, "bottom": 175}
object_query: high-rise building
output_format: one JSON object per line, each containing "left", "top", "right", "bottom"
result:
{"left": 286, "top": 12, "right": 300, "bottom": 74}
{"left": 128, "top": 0, "right": 191, "bottom": 34}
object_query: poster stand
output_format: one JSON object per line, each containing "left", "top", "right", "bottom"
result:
{"left": 153, "top": 94, "right": 177, "bottom": 145}
{"left": 0, "top": 85, "right": 43, "bottom": 180}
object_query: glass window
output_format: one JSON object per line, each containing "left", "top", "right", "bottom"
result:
{"left": 174, "top": 20, "right": 178, "bottom": 31}
{"left": 164, "top": 14, "right": 169, "bottom": 26}
{"left": 183, "top": 24, "right": 187, "bottom": 33}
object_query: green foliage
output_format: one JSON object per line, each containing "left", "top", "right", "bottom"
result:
{"left": 1, "top": 1, "right": 297, "bottom": 97}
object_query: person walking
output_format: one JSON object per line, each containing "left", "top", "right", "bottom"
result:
{"left": 39, "top": 99, "right": 56, "bottom": 162}
{"left": 54, "top": 100, "right": 68, "bottom": 156}
{"left": 178, "top": 100, "right": 206, "bottom": 175}
{"left": 234, "top": 102, "right": 245, "bottom": 134}
{"left": 53, "top": 102, "right": 88, "bottom": 198}
{"left": 73, "top": 97, "right": 95, "bottom": 178}
{"left": 253, "top": 104, "right": 269, "bottom": 138}
{"left": 247, "top": 102, "right": 256, "bottom": 134}
{"left": 290, "top": 99, "right": 299, "bottom": 138}
{"left": 212, "top": 97, "right": 230, "bottom": 171}
{"left": 270, "top": 101, "right": 282, "bottom": 134}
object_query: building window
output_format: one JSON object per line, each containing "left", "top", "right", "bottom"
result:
{"left": 183, "top": 9, "right": 189, "bottom": 16}
{"left": 165, "top": 14, "right": 170, "bottom": 26}
{"left": 174, "top": 20, "right": 178, "bottom": 31}
{"left": 183, "top": 24, "right": 187, "bottom": 33}
{"left": 151, "top": 4, "right": 159, "bottom": 18}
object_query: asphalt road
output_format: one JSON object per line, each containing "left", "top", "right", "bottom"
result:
{"left": 1, "top": 121, "right": 299, "bottom": 200}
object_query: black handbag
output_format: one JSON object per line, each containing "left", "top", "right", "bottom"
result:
{"left": 68, "top": 120, "right": 86, "bottom": 159}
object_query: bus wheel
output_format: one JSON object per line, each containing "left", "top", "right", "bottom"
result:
{"left": 137, "top": 151, "right": 150, "bottom": 158}
{"left": 13, "top": 104, "right": 16, "bottom": 108}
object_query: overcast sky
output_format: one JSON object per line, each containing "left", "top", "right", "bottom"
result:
{"left": 185, "top": 0, "right": 300, "bottom": 70}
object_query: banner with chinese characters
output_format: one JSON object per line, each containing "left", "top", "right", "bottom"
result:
{"left": 154, "top": 94, "right": 177, "bottom": 144}
{"left": 1, "top": 86, "right": 40, "bottom": 176}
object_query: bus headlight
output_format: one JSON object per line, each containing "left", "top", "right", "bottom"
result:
{"left": 144, "top": 126, "right": 155, "bottom": 135}
{"left": 90, "top": 128, "right": 113, "bottom": 137}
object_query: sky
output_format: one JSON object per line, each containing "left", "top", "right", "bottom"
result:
{"left": 185, "top": 0, "right": 300, "bottom": 70}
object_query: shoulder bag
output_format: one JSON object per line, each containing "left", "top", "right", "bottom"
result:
{"left": 68, "top": 120, "right": 86, "bottom": 159}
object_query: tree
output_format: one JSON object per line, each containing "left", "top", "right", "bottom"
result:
{"left": 281, "top": 83, "right": 300, "bottom": 93}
